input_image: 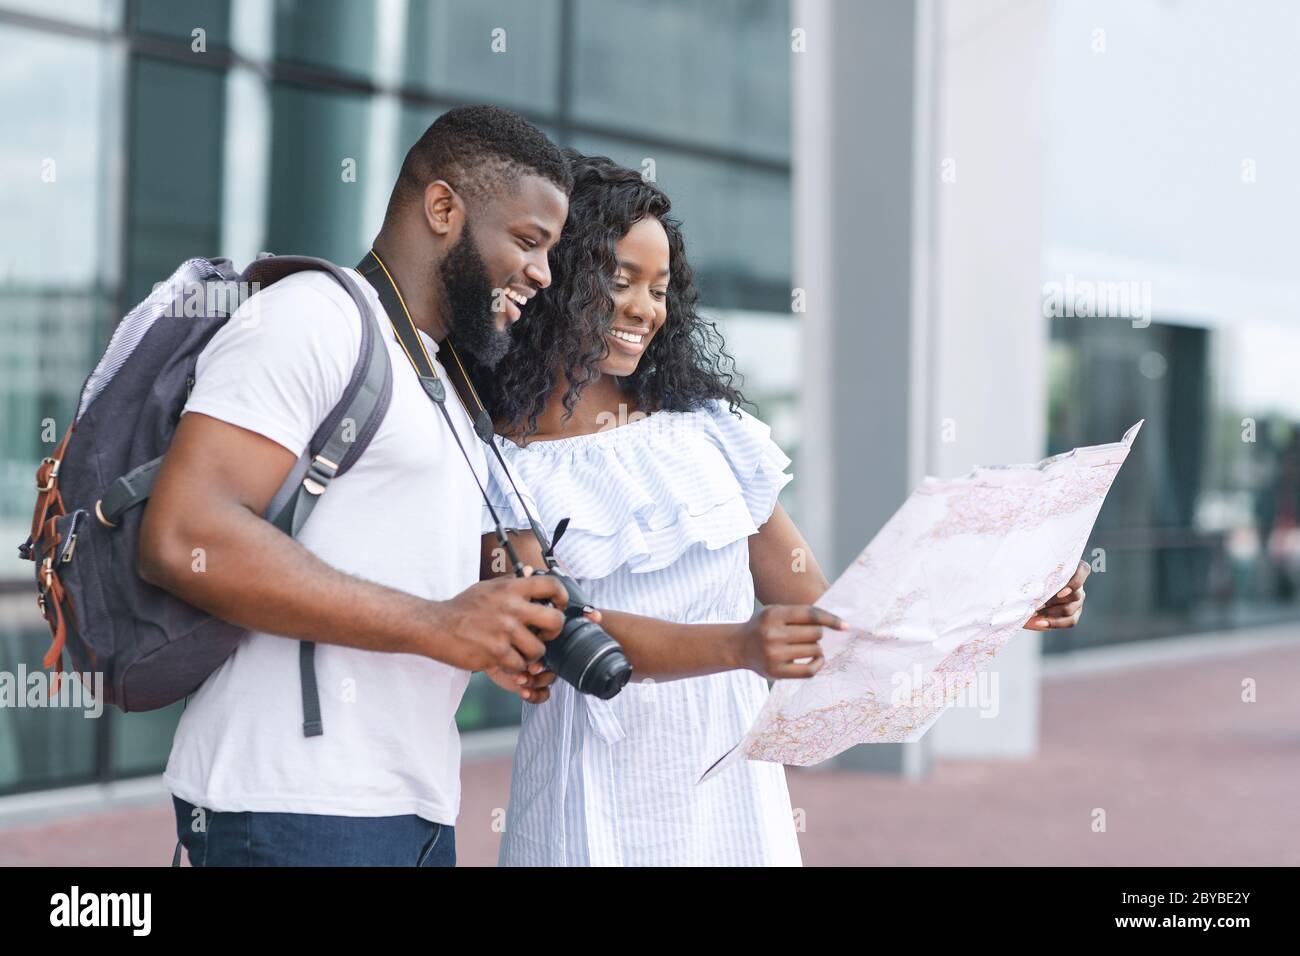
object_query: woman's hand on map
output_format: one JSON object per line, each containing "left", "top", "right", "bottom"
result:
{"left": 737, "top": 604, "right": 849, "bottom": 679}
{"left": 1023, "top": 560, "right": 1090, "bottom": 630}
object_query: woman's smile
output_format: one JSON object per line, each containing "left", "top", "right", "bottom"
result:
{"left": 607, "top": 327, "right": 649, "bottom": 353}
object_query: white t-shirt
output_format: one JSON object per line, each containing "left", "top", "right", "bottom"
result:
{"left": 164, "top": 268, "right": 492, "bottom": 825}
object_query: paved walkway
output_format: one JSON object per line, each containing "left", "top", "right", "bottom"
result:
{"left": 1, "top": 639, "right": 1297, "bottom": 866}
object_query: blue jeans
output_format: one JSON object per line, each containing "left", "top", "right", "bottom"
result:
{"left": 173, "top": 796, "right": 456, "bottom": 867}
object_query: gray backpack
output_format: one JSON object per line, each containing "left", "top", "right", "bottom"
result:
{"left": 19, "top": 254, "right": 392, "bottom": 738}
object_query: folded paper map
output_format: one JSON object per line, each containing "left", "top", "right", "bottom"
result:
{"left": 700, "top": 421, "right": 1143, "bottom": 783}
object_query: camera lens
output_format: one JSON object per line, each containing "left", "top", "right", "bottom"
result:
{"left": 544, "top": 615, "right": 632, "bottom": 700}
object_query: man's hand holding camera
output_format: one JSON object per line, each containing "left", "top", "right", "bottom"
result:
{"left": 436, "top": 566, "right": 565, "bottom": 669}
{"left": 459, "top": 565, "right": 603, "bottom": 704}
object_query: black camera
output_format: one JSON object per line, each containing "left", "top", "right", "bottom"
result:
{"left": 527, "top": 567, "right": 632, "bottom": 700}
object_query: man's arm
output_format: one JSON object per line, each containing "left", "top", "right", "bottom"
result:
{"left": 479, "top": 528, "right": 844, "bottom": 682}
{"left": 140, "top": 411, "right": 570, "bottom": 674}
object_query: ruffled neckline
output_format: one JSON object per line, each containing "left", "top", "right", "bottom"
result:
{"left": 499, "top": 405, "right": 692, "bottom": 453}
{"left": 484, "top": 400, "right": 792, "bottom": 580}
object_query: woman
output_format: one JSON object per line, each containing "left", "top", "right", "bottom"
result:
{"left": 470, "top": 152, "right": 1089, "bottom": 866}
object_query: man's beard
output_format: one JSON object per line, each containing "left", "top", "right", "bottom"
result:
{"left": 438, "top": 221, "right": 512, "bottom": 369}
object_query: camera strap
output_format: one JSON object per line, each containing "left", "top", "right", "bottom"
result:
{"left": 354, "top": 250, "right": 561, "bottom": 573}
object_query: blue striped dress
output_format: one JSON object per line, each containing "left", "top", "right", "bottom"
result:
{"left": 481, "top": 399, "right": 803, "bottom": 866}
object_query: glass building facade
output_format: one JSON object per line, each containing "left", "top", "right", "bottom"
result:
{"left": 0, "top": 0, "right": 794, "bottom": 795}
{"left": 1043, "top": 317, "right": 1300, "bottom": 652}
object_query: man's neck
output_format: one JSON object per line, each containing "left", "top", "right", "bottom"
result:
{"left": 370, "top": 234, "right": 449, "bottom": 341}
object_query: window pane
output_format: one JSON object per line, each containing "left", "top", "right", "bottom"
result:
{"left": 265, "top": 84, "right": 372, "bottom": 262}
{"left": 0, "top": 0, "right": 121, "bottom": 30}
{"left": 404, "top": 0, "right": 560, "bottom": 113}
{"left": 125, "top": 57, "right": 226, "bottom": 307}
{"left": 132, "top": 0, "right": 232, "bottom": 50}
{"left": 571, "top": 0, "right": 790, "bottom": 159}
{"left": 274, "top": 0, "right": 377, "bottom": 81}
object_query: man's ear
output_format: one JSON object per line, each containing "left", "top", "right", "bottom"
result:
{"left": 423, "top": 179, "right": 464, "bottom": 240}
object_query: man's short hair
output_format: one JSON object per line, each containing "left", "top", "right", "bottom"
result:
{"left": 387, "top": 105, "right": 572, "bottom": 218}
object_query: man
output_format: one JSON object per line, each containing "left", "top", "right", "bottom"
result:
{"left": 139, "top": 105, "right": 573, "bottom": 866}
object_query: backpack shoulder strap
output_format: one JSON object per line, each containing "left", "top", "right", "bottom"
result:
{"left": 248, "top": 257, "right": 394, "bottom": 537}
{"left": 243, "top": 256, "right": 394, "bottom": 740}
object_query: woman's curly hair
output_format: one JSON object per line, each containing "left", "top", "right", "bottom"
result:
{"left": 464, "top": 149, "right": 749, "bottom": 441}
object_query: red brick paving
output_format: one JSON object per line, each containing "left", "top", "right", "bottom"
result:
{"left": 2, "top": 643, "right": 1297, "bottom": 866}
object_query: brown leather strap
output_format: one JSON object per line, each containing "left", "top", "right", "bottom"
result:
{"left": 29, "top": 426, "right": 73, "bottom": 543}
{"left": 25, "top": 426, "right": 83, "bottom": 684}
{"left": 40, "top": 561, "right": 67, "bottom": 670}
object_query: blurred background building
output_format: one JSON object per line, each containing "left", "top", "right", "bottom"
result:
{"left": 0, "top": 0, "right": 1296, "bottom": 860}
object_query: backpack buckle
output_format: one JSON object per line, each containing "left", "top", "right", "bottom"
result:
{"left": 302, "top": 454, "right": 339, "bottom": 496}
{"left": 36, "top": 457, "right": 59, "bottom": 493}
{"left": 94, "top": 499, "right": 118, "bottom": 529}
